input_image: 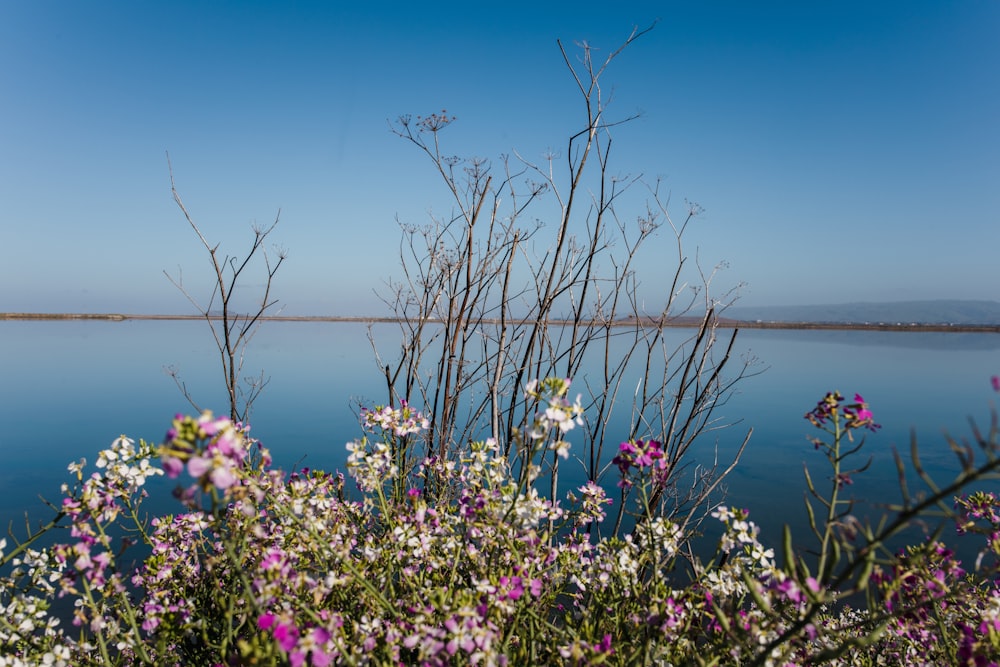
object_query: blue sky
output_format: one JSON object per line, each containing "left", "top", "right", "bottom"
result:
{"left": 2, "top": 1, "right": 997, "bottom": 315}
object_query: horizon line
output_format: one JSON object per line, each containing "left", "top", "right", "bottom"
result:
{"left": 2, "top": 312, "right": 999, "bottom": 334}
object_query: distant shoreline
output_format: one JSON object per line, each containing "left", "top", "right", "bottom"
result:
{"left": 2, "top": 312, "right": 998, "bottom": 333}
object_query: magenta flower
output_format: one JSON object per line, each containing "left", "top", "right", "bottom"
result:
{"left": 273, "top": 620, "right": 299, "bottom": 652}
{"left": 594, "top": 633, "right": 613, "bottom": 655}
{"left": 498, "top": 575, "right": 525, "bottom": 601}
{"left": 633, "top": 439, "right": 663, "bottom": 467}
{"left": 992, "top": 375, "right": 1000, "bottom": 392}
{"left": 844, "top": 393, "right": 881, "bottom": 431}
{"left": 310, "top": 627, "right": 333, "bottom": 667}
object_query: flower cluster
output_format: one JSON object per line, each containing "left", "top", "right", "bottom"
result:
{"left": 345, "top": 437, "right": 398, "bottom": 493}
{"left": 611, "top": 438, "right": 665, "bottom": 488}
{"left": 805, "top": 391, "right": 881, "bottom": 433}
{"left": 4, "top": 380, "right": 1000, "bottom": 666}
{"left": 361, "top": 400, "right": 430, "bottom": 437}
{"left": 957, "top": 491, "right": 1000, "bottom": 572}
{"left": 524, "top": 377, "right": 584, "bottom": 458}
{"left": 567, "top": 480, "right": 613, "bottom": 527}
{"left": 160, "top": 412, "right": 257, "bottom": 493}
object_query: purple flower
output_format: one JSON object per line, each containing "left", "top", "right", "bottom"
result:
{"left": 992, "top": 375, "right": 1000, "bottom": 392}
{"left": 594, "top": 634, "right": 613, "bottom": 655}
{"left": 161, "top": 456, "right": 184, "bottom": 479}
{"left": 612, "top": 441, "right": 637, "bottom": 479}
{"left": 805, "top": 391, "right": 843, "bottom": 427}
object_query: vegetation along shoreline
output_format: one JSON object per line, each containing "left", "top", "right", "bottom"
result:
{"left": 2, "top": 311, "right": 999, "bottom": 333}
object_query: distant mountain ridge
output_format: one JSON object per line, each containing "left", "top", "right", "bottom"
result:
{"left": 724, "top": 300, "right": 1000, "bottom": 325}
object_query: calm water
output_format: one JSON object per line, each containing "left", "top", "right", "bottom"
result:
{"left": 2, "top": 320, "right": 998, "bottom": 556}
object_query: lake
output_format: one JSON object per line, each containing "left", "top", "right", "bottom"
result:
{"left": 2, "top": 319, "right": 998, "bottom": 560}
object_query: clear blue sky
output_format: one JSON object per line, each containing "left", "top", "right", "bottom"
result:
{"left": 2, "top": 1, "right": 997, "bottom": 315}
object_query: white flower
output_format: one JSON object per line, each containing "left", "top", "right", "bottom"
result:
{"left": 711, "top": 505, "right": 735, "bottom": 522}
{"left": 67, "top": 459, "right": 86, "bottom": 479}
{"left": 550, "top": 439, "right": 571, "bottom": 459}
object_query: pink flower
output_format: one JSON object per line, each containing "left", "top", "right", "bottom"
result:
{"left": 992, "top": 375, "right": 1000, "bottom": 392}
{"left": 273, "top": 621, "right": 299, "bottom": 652}
{"left": 499, "top": 575, "right": 524, "bottom": 601}
{"left": 197, "top": 412, "right": 230, "bottom": 436}
{"left": 209, "top": 465, "right": 237, "bottom": 490}
{"left": 161, "top": 457, "right": 184, "bottom": 479}
{"left": 310, "top": 628, "right": 333, "bottom": 667}
{"left": 186, "top": 455, "right": 212, "bottom": 478}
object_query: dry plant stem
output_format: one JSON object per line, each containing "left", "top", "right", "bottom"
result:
{"left": 164, "top": 153, "right": 285, "bottom": 423}
{"left": 372, "top": 25, "right": 753, "bottom": 530}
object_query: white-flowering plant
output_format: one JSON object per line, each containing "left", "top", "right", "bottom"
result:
{"left": 3, "top": 381, "right": 1000, "bottom": 665}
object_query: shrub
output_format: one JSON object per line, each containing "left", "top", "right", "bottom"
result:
{"left": 3, "top": 380, "right": 999, "bottom": 666}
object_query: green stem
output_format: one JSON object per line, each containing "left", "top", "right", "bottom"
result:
{"left": 818, "top": 414, "right": 842, "bottom": 582}
{"left": 0, "top": 512, "right": 67, "bottom": 566}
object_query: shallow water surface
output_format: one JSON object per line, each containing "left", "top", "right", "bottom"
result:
{"left": 2, "top": 320, "right": 997, "bottom": 560}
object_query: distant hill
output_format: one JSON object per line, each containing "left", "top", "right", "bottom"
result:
{"left": 724, "top": 300, "right": 1000, "bottom": 325}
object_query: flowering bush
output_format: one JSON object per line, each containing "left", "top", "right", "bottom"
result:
{"left": 2, "top": 379, "right": 1000, "bottom": 666}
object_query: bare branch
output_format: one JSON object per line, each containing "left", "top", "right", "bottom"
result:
{"left": 373, "top": 26, "right": 751, "bottom": 531}
{"left": 164, "top": 153, "right": 285, "bottom": 423}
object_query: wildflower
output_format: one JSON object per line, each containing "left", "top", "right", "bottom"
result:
{"left": 345, "top": 438, "right": 398, "bottom": 492}
{"left": 805, "top": 391, "right": 843, "bottom": 427}
{"left": 573, "top": 481, "right": 612, "bottom": 526}
{"left": 159, "top": 412, "right": 248, "bottom": 493}
{"left": 594, "top": 633, "right": 614, "bottom": 656}
{"left": 844, "top": 393, "right": 881, "bottom": 431}
{"left": 633, "top": 439, "right": 663, "bottom": 467}
{"left": 67, "top": 458, "right": 86, "bottom": 481}
{"left": 497, "top": 575, "right": 525, "bottom": 601}
{"left": 525, "top": 377, "right": 584, "bottom": 437}
{"left": 550, "top": 439, "right": 571, "bottom": 459}
{"left": 273, "top": 620, "right": 299, "bottom": 652}
{"left": 712, "top": 505, "right": 737, "bottom": 522}
{"left": 361, "top": 400, "right": 429, "bottom": 437}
